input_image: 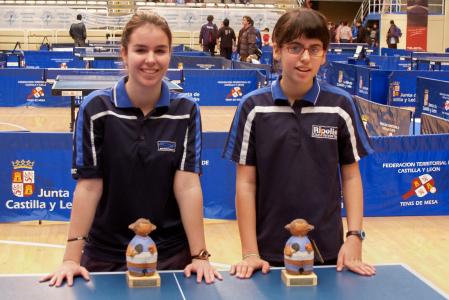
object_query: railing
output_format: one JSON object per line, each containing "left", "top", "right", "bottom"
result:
{"left": 354, "top": 0, "right": 445, "bottom": 22}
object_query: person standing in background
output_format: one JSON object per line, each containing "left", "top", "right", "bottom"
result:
{"left": 386, "top": 20, "right": 402, "bottom": 49}
{"left": 369, "top": 23, "right": 379, "bottom": 48}
{"left": 339, "top": 21, "right": 352, "bottom": 43}
{"left": 218, "top": 18, "right": 236, "bottom": 60}
{"left": 355, "top": 20, "right": 368, "bottom": 44}
{"left": 199, "top": 15, "right": 218, "bottom": 56}
{"left": 69, "top": 14, "right": 87, "bottom": 47}
{"left": 237, "top": 16, "right": 257, "bottom": 62}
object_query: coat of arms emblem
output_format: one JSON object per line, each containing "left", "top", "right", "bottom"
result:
{"left": 11, "top": 160, "right": 35, "bottom": 197}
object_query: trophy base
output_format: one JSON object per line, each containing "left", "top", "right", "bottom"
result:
{"left": 281, "top": 269, "right": 317, "bottom": 286}
{"left": 126, "top": 271, "right": 160, "bottom": 288}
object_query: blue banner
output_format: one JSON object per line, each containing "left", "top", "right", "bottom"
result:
{"left": 24, "top": 51, "right": 85, "bottom": 69}
{"left": 0, "top": 133, "right": 74, "bottom": 221}
{"left": 360, "top": 135, "right": 449, "bottom": 216}
{"left": 388, "top": 71, "right": 449, "bottom": 107}
{"left": 201, "top": 133, "right": 235, "bottom": 219}
{"left": 0, "top": 68, "right": 55, "bottom": 107}
{"left": 381, "top": 48, "right": 413, "bottom": 57}
{"left": 368, "top": 55, "right": 411, "bottom": 70}
{"left": 326, "top": 62, "right": 357, "bottom": 94}
{"left": 181, "top": 69, "right": 265, "bottom": 106}
{"left": 416, "top": 77, "right": 449, "bottom": 119}
{"left": 1, "top": 132, "right": 449, "bottom": 222}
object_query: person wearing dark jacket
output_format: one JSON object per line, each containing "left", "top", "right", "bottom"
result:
{"left": 355, "top": 20, "right": 368, "bottom": 44}
{"left": 237, "top": 16, "right": 257, "bottom": 62}
{"left": 386, "top": 20, "right": 402, "bottom": 49}
{"left": 217, "top": 18, "right": 236, "bottom": 60}
{"left": 69, "top": 14, "right": 87, "bottom": 47}
{"left": 199, "top": 15, "right": 218, "bottom": 56}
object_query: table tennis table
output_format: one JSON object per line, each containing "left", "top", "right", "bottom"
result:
{"left": 0, "top": 265, "right": 446, "bottom": 300}
{"left": 51, "top": 75, "right": 183, "bottom": 132}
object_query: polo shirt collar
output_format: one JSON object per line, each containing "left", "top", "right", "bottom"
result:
{"left": 271, "top": 76, "right": 321, "bottom": 105}
{"left": 112, "top": 76, "right": 170, "bottom": 108}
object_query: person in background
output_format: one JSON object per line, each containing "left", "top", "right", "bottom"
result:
{"left": 339, "top": 21, "right": 353, "bottom": 43}
{"left": 261, "top": 27, "right": 270, "bottom": 46}
{"left": 328, "top": 21, "right": 336, "bottom": 43}
{"left": 237, "top": 16, "right": 257, "bottom": 62}
{"left": 218, "top": 18, "right": 236, "bottom": 60}
{"left": 248, "top": 18, "right": 262, "bottom": 59}
{"left": 355, "top": 20, "right": 368, "bottom": 44}
{"left": 351, "top": 20, "right": 358, "bottom": 43}
{"left": 41, "top": 11, "right": 221, "bottom": 287}
{"left": 224, "top": 8, "right": 376, "bottom": 279}
{"left": 369, "top": 23, "right": 379, "bottom": 48}
{"left": 334, "top": 21, "right": 343, "bottom": 43}
{"left": 199, "top": 15, "right": 218, "bottom": 56}
{"left": 69, "top": 14, "right": 87, "bottom": 47}
{"left": 386, "top": 20, "right": 402, "bottom": 49}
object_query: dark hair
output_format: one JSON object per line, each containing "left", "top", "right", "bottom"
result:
{"left": 343, "top": 21, "right": 348, "bottom": 26}
{"left": 243, "top": 16, "right": 252, "bottom": 24}
{"left": 121, "top": 12, "right": 172, "bottom": 50}
{"left": 390, "top": 20, "right": 395, "bottom": 25}
{"left": 272, "top": 8, "right": 329, "bottom": 50}
{"left": 223, "top": 18, "right": 229, "bottom": 27}
{"left": 76, "top": 14, "right": 82, "bottom": 21}
{"left": 207, "top": 15, "right": 214, "bottom": 22}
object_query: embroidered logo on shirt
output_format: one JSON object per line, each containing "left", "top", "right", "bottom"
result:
{"left": 157, "top": 141, "right": 176, "bottom": 152}
{"left": 311, "top": 125, "right": 338, "bottom": 140}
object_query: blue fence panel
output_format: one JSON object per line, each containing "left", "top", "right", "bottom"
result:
{"left": 0, "top": 68, "right": 58, "bottom": 107}
{"left": 2, "top": 131, "right": 449, "bottom": 222}
{"left": 381, "top": 47, "right": 413, "bottom": 57}
{"left": 360, "top": 134, "right": 449, "bottom": 216}
{"left": 388, "top": 71, "right": 449, "bottom": 107}
{"left": 326, "top": 61, "right": 357, "bottom": 94}
{"left": 181, "top": 69, "right": 265, "bottom": 106}
{"left": 260, "top": 45, "right": 273, "bottom": 66}
{"left": 416, "top": 77, "right": 449, "bottom": 119}
{"left": 0, "top": 132, "right": 74, "bottom": 222}
{"left": 201, "top": 132, "right": 235, "bottom": 219}
{"left": 24, "top": 51, "right": 85, "bottom": 69}
{"left": 368, "top": 55, "right": 411, "bottom": 70}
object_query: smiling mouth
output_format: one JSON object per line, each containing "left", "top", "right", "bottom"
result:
{"left": 296, "top": 67, "right": 311, "bottom": 72}
{"left": 141, "top": 69, "right": 159, "bottom": 75}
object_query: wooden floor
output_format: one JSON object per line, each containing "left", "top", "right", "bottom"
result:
{"left": 0, "top": 106, "right": 237, "bottom": 133}
{"left": 1, "top": 107, "right": 449, "bottom": 295}
{"left": 0, "top": 217, "right": 448, "bottom": 295}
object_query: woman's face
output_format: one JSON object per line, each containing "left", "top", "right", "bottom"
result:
{"left": 121, "top": 23, "right": 170, "bottom": 89}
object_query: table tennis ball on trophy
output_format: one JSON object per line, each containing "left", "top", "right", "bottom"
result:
{"left": 126, "top": 218, "right": 158, "bottom": 277}
{"left": 283, "top": 219, "right": 315, "bottom": 275}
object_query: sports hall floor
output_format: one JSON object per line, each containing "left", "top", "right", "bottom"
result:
{"left": 0, "top": 106, "right": 448, "bottom": 295}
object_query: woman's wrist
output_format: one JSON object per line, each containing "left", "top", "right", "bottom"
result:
{"left": 242, "top": 253, "right": 260, "bottom": 260}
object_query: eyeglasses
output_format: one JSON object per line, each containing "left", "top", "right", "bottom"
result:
{"left": 285, "top": 44, "right": 324, "bottom": 57}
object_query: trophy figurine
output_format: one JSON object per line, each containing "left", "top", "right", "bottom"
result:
{"left": 281, "top": 219, "right": 318, "bottom": 286}
{"left": 126, "top": 218, "right": 160, "bottom": 287}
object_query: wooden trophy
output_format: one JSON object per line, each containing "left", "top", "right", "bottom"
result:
{"left": 281, "top": 219, "right": 318, "bottom": 286}
{"left": 126, "top": 218, "right": 160, "bottom": 288}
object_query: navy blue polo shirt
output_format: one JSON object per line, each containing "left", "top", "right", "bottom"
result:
{"left": 72, "top": 76, "right": 202, "bottom": 264}
{"left": 223, "top": 77, "right": 373, "bottom": 263}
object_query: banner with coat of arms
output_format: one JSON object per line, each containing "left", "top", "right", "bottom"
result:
{"left": 0, "top": 132, "right": 75, "bottom": 222}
